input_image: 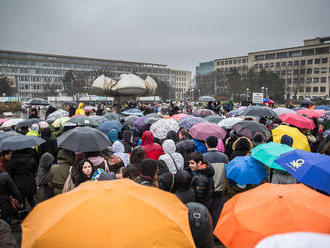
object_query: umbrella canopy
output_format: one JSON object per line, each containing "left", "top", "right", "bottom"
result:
{"left": 123, "top": 115, "right": 139, "bottom": 125}
{"left": 232, "top": 120, "right": 272, "bottom": 141}
{"left": 38, "top": 121, "right": 49, "bottom": 129}
{"left": 46, "top": 109, "right": 69, "bottom": 121}
{"left": 242, "top": 106, "right": 277, "bottom": 118}
{"left": 189, "top": 122, "right": 226, "bottom": 140}
{"left": 178, "top": 116, "right": 207, "bottom": 130}
{"left": 217, "top": 117, "right": 242, "bottom": 129}
{"left": 22, "top": 180, "right": 194, "bottom": 248}
{"left": 15, "top": 118, "right": 41, "bottom": 129}
{"left": 0, "top": 119, "right": 8, "bottom": 124}
{"left": 57, "top": 127, "right": 111, "bottom": 152}
{"left": 225, "top": 156, "right": 268, "bottom": 185}
{"left": 52, "top": 117, "right": 70, "bottom": 128}
{"left": 145, "top": 116, "right": 163, "bottom": 125}
{"left": 198, "top": 96, "right": 215, "bottom": 102}
{"left": 103, "top": 112, "right": 121, "bottom": 121}
{"left": 273, "top": 107, "right": 296, "bottom": 116}
{"left": 121, "top": 108, "right": 143, "bottom": 116}
{"left": 272, "top": 125, "right": 311, "bottom": 152}
{"left": 214, "top": 183, "right": 330, "bottom": 248}
{"left": 1, "top": 118, "right": 25, "bottom": 128}
{"left": 193, "top": 108, "right": 216, "bottom": 117}
{"left": 314, "top": 105, "right": 330, "bottom": 111}
{"left": 97, "top": 120, "right": 123, "bottom": 134}
{"left": 297, "top": 109, "right": 326, "bottom": 119}
{"left": 204, "top": 115, "right": 225, "bottom": 124}
{"left": 0, "top": 131, "right": 23, "bottom": 142}
{"left": 228, "top": 107, "right": 247, "bottom": 117}
{"left": 67, "top": 116, "right": 98, "bottom": 127}
{"left": 170, "top": 113, "right": 189, "bottom": 121}
{"left": 133, "top": 116, "right": 150, "bottom": 131}
{"left": 251, "top": 142, "right": 294, "bottom": 171}
{"left": 88, "top": 115, "right": 108, "bottom": 125}
{"left": 279, "top": 113, "right": 315, "bottom": 129}
{"left": 84, "top": 106, "right": 96, "bottom": 113}
{"left": 28, "top": 98, "right": 50, "bottom": 105}
{"left": 275, "top": 150, "right": 330, "bottom": 194}
{"left": 0, "top": 135, "right": 45, "bottom": 150}
{"left": 150, "top": 119, "right": 180, "bottom": 139}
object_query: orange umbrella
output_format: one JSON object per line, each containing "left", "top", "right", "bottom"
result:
{"left": 22, "top": 180, "right": 195, "bottom": 248}
{"left": 170, "top": 113, "right": 189, "bottom": 121}
{"left": 214, "top": 183, "right": 330, "bottom": 248}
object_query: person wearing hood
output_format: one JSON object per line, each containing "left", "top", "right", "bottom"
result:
{"left": 176, "top": 129, "right": 195, "bottom": 171}
{"left": 193, "top": 139, "right": 207, "bottom": 154}
{"left": 159, "top": 139, "right": 184, "bottom": 174}
{"left": 166, "top": 130, "right": 179, "bottom": 144}
{"left": 229, "top": 137, "right": 253, "bottom": 160}
{"left": 48, "top": 149, "right": 78, "bottom": 195}
{"left": 37, "top": 152, "right": 55, "bottom": 201}
{"left": 174, "top": 170, "right": 195, "bottom": 204}
{"left": 121, "top": 130, "right": 133, "bottom": 154}
{"left": 188, "top": 152, "right": 215, "bottom": 211}
{"left": 96, "top": 104, "right": 105, "bottom": 116}
{"left": 75, "top": 102, "right": 86, "bottom": 116}
{"left": 45, "top": 105, "right": 56, "bottom": 118}
{"left": 158, "top": 172, "right": 175, "bottom": 192}
{"left": 141, "top": 131, "right": 164, "bottom": 160}
{"left": 112, "top": 140, "right": 130, "bottom": 166}
{"left": 129, "top": 147, "right": 146, "bottom": 172}
{"left": 108, "top": 129, "right": 118, "bottom": 144}
{"left": 7, "top": 148, "right": 38, "bottom": 208}
{"left": 38, "top": 127, "right": 58, "bottom": 160}
{"left": 135, "top": 159, "right": 158, "bottom": 187}
{"left": 28, "top": 108, "right": 39, "bottom": 119}
{"left": 76, "top": 159, "right": 95, "bottom": 185}
{"left": 26, "top": 123, "right": 40, "bottom": 137}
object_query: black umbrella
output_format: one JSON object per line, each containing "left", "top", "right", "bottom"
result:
{"left": 242, "top": 106, "right": 277, "bottom": 118}
{"left": 28, "top": 98, "right": 50, "bottom": 106}
{"left": 57, "top": 127, "right": 111, "bottom": 152}
{"left": 0, "top": 135, "right": 45, "bottom": 150}
{"left": 15, "top": 118, "right": 41, "bottom": 129}
{"left": 232, "top": 120, "right": 272, "bottom": 141}
{"left": 0, "top": 131, "right": 23, "bottom": 142}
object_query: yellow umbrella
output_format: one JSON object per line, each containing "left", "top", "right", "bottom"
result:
{"left": 272, "top": 125, "right": 311, "bottom": 152}
{"left": 22, "top": 179, "right": 195, "bottom": 248}
{"left": 51, "top": 117, "right": 70, "bottom": 128}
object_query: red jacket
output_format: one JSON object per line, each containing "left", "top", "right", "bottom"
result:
{"left": 141, "top": 131, "right": 164, "bottom": 160}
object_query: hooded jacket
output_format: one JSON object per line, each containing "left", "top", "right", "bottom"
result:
{"left": 37, "top": 152, "right": 54, "bottom": 186}
{"left": 176, "top": 138, "right": 195, "bottom": 170}
{"left": 141, "top": 131, "right": 164, "bottom": 160}
{"left": 159, "top": 139, "right": 184, "bottom": 174}
{"left": 108, "top": 129, "right": 118, "bottom": 143}
{"left": 174, "top": 170, "right": 195, "bottom": 204}
{"left": 39, "top": 128, "right": 58, "bottom": 160}
{"left": 75, "top": 103, "right": 86, "bottom": 116}
{"left": 121, "top": 130, "right": 133, "bottom": 153}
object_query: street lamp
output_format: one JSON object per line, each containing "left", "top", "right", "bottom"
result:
{"left": 265, "top": 87, "right": 268, "bottom": 97}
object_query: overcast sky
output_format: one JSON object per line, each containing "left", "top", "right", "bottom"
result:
{"left": 1, "top": 0, "right": 329, "bottom": 73}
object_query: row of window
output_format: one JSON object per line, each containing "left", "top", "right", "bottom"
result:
{"left": 286, "top": 77, "right": 328, "bottom": 83}
{"left": 253, "top": 58, "right": 329, "bottom": 69}
{"left": 217, "top": 58, "right": 248, "bottom": 66}
{"left": 18, "top": 76, "right": 62, "bottom": 82}
{"left": 287, "top": 87, "right": 327, "bottom": 93}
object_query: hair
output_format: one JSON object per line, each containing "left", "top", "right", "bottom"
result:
{"left": 77, "top": 159, "right": 94, "bottom": 182}
{"left": 179, "top": 129, "right": 190, "bottom": 139}
{"left": 130, "top": 147, "right": 146, "bottom": 164}
{"left": 322, "top": 140, "right": 330, "bottom": 155}
{"left": 206, "top": 136, "right": 218, "bottom": 148}
{"left": 122, "top": 164, "right": 140, "bottom": 180}
{"left": 188, "top": 152, "right": 204, "bottom": 163}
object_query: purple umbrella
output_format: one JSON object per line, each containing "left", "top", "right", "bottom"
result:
{"left": 133, "top": 116, "right": 150, "bottom": 131}
{"left": 189, "top": 122, "right": 226, "bottom": 140}
{"left": 178, "top": 116, "right": 207, "bottom": 130}
{"left": 193, "top": 109, "right": 216, "bottom": 117}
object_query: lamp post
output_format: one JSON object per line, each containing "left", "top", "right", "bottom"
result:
{"left": 265, "top": 87, "right": 268, "bottom": 98}
{"left": 246, "top": 88, "right": 249, "bottom": 100}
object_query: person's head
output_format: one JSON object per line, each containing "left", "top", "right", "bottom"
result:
{"left": 188, "top": 152, "right": 204, "bottom": 171}
{"left": 322, "top": 140, "right": 330, "bottom": 155}
{"left": 141, "top": 131, "right": 154, "bottom": 145}
{"left": 79, "top": 102, "right": 84, "bottom": 109}
{"left": 166, "top": 130, "right": 179, "bottom": 143}
{"left": 162, "top": 139, "right": 176, "bottom": 154}
{"left": 122, "top": 164, "right": 140, "bottom": 180}
{"left": 281, "top": 135, "right": 293, "bottom": 147}
{"left": 205, "top": 136, "right": 218, "bottom": 149}
{"left": 112, "top": 141, "right": 125, "bottom": 153}
{"left": 41, "top": 127, "right": 52, "bottom": 140}
{"left": 77, "top": 159, "right": 94, "bottom": 181}
{"left": 232, "top": 137, "right": 253, "bottom": 152}
{"left": 174, "top": 170, "right": 192, "bottom": 191}
{"left": 103, "top": 146, "right": 115, "bottom": 161}
{"left": 0, "top": 151, "right": 12, "bottom": 161}
{"left": 31, "top": 123, "right": 39, "bottom": 133}
{"left": 140, "top": 159, "right": 158, "bottom": 182}
{"left": 253, "top": 134, "right": 264, "bottom": 147}
{"left": 178, "top": 128, "right": 189, "bottom": 140}
{"left": 122, "top": 130, "right": 133, "bottom": 143}
{"left": 57, "top": 149, "right": 76, "bottom": 165}
{"left": 130, "top": 147, "right": 146, "bottom": 170}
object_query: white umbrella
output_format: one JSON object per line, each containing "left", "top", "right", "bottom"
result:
{"left": 150, "top": 119, "right": 180, "bottom": 139}
{"left": 273, "top": 107, "right": 297, "bottom": 116}
{"left": 218, "top": 117, "right": 242, "bottom": 128}
{"left": 111, "top": 74, "right": 147, "bottom": 95}
{"left": 1, "top": 118, "right": 25, "bottom": 128}
{"left": 46, "top": 109, "right": 69, "bottom": 121}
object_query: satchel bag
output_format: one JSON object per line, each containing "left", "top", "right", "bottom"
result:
{"left": 62, "top": 166, "right": 74, "bottom": 193}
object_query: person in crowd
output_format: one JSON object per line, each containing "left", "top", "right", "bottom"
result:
{"left": 68, "top": 104, "right": 76, "bottom": 117}
{"left": 322, "top": 139, "right": 330, "bottom": 155}
{"left": 0, "top": 219, "right": 17, "bottom": 247}
{"left": 76, "top": 159, "right": 95, "bottom": 185}
{"left": 174, "top": 170, "right": 195, "bottom": 204}
{"left": 176, "top": 129, "right": 195, "bottom": 170}
{"left": 252, "top": 134, "right": 265, "bottom": 147}
{"left": 28, "top": 108, "right": 39, "bottom": 119}
{"left": 203, "top": 136, "right": 228, "bottom": 164}
{"left": 0, "top": 151, "right": 12, "bottom": 172}
{"left": 108, "top": 129, "right": 118, "bottom": 144}
{"left": 229, "top": 137, "right": 253, "bottom": 160}
{"left": 188, "top": 152, "right": 215, "bottom": 211}
{"left": 193, "top": 138, "right": 207, "bottom": 154}
{"left": 159, "top": 139, "right": 184, "bottom": 174}
{"left": 85, "top": 151, "right": 106, "bottom": 171}
{"left": 45, "top": 105, "right": 56, "bottom": 118}
{"left": 141, "top": 131, "right": 164, "bottom": 160}
{"left": 158, "top": 172, "right": 175, "bottom": 192}
{"left": 166, "top": 130, "right": 179, "bottom": 144}
{"left": 7, "top": 148, "right": 38, "bottom": 208}
{"left": 122, "top": 164, "right": 140, "bottom": 180}
{"left": 26, "top": 123, "right": 40, "bottom": 137}
{"left": 121, "top": 130, "right": 133, "bottom": 154}
{"left": 37, "top": 152, "right": 55, "bottom": 201}
{"left": 129, "top": 147, "right": 146, "bottom": 172}
{"left": 75, "top": 102, "right": 85, "bottom": 115}
{"left": 39, "top": 127, "right": 58, "bottom": 160}
{"left": 135, "top": 159, "right": 159, "bottom": 187}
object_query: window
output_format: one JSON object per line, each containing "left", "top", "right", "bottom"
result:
{"left": 277, "top": 52, "right": 288, "bottom": 58}
{"left": 313, "top": 77, "right": 319, "bottom": 83}
{"left": 255, "top": 55, "right": 265, "bottom": 60}
{"left": 287, "top": 70, "right": 293, "bottom": 75}
{"left": 302, "top": 49, "right": 314, "bottom": 56}
{"left": 242, "top": 58, "right": 246, "bottom": 63}
{"left": 306, "top": 77, "right": 312, "bottom": 83}
{"left": 281, "top": 70, "right": 286, "bottom": 75}
{"left": 314, "top": 58, "right": 320, "bottom": 64}
{"left": 299, "top": 87, "right": 304, "bottom": 92}
{"left": 216, "top": 61, "right": 220, "bottom": 66}
{"left": 233, "top": 60, "right": 237, "bottom": 64}
{"left": 221, "top": 61, "right": 224, "bottom": 65}
{"left": 313, "top": 87, "right": 318, "bottom": 92}
{"left": 300, "top": 60, "right": 306, "bottom": 65}
{"left": 288, "top": 61, "right": 293, "bottom": 66}
{"left": 307, "top": 68, "right": 312, "bottom": 74}
{"left": 305, "top": 87, "right": 311, "bottom": 92}
{"left": 287, "top": 87, "right": 291, "bottom": 91}
{"left": 270, "top": 63, "right": 274, "bottom": 67}
{"left": 300, "top": 69, "right": 305, "bottom": 74}
{"left": 225, "top": 61, "right": 228, "bottom": 65}
{"left": 314, "top": 68, "right": 320, "bottom": 74}
{"left": 322, "top": 58, "right": 328, "bottom": 63}
{"left": 294, "top": 60, "right": 299, "bottom": 65}
{"left": 293, "top": 78, "right": 299, "bottom": 83}
{"left": 281, "top": 61, "right": 287, "bottom": 66}
{"left": 321, "top": 67, "right": 327, "bottom": 73}
{"left": 265, "top": 63, "right": 269, "bottom": 68}
{"left": 238, "top": 59, "right": 241, "bottom": 63}
{"left": 229, "top": 60, "right": 232, "bottom": 64}
{"left": 254, "top": 64, "right": 258, "bottom": 69}
{"left": 265, "top": 54, "right": 275, "bottom": 60}
{"left": 316, "top": 47, "right": 329, "bottom": 55}
{"left": 293, "top": 69, "right": 299, "bottom": 75}
{"left": 276, "top": 62, "right": 280, "bottom": 67}
{"left": 289, "top": 50, "right": 301, "bottom": 57}
{"left": 307, "top": 59, "right": 313, "bottom": 64}
{"left": 321, "top": 77, "right": 327, "bottom": 83}
{"left": 320, "top": 87, "right": 326, "bottom": 92}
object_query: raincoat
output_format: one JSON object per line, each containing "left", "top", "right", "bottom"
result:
{"left": 75, "top": 103, "right": 86, "bottom": 115}
{"left": 159, "top": 139, "right": 184, "bottom": 174}
{"left": 141, "top": 131, "right": 164, "bottom": 160}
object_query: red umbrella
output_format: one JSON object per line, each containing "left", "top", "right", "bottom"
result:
{"left": 297, "top": 109, "right": 326, "bottom": 119}
{"left": 279, "top": 113, "right": 315, "bottom": 129}
{"left": 170, "top": 114, "right": 189, "bottom": 121}
{"left": 189, "top": 122, "right": 226, "bottom": 140}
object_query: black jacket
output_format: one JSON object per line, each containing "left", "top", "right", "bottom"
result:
{"left": 191, "top": 165, "right": 215, "bottom": 210}
{"left": 176, "top": 139, "right": 195, "bottom": 170}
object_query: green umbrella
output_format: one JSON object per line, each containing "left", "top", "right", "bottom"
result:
{"left": 251, "top": 142, "right": 294, "bottom": 171}
{"left": 103, "top": 112, "right": 121, "bottom": 121}
{"left": 67, "top": 116, "right": 98, "bottom": 127}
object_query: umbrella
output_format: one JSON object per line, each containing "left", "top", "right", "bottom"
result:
{"left": 133, "top": 116, "right": 150, "bottom": 132}
{"left": 15, "top": 118, "right": 41, "bottom": 129}
{"left": 204, "top": 115, "right": 225, "bottom": 124}
{"left": 97, "top": 120, "right": 122, "bottom": 134}
{"left": 52, "top": 117, "right": 70, "bottom": 128}
{"left": 28, "top": 98, "right": 50, "bottom": 105}
{"left": 193, "top": 108, "right": 216, "bottom": 117}
{"left": 314, "top": 105, "right": 330, "bottom": 111}
{"left": 322, "top": 120, "right": 330, "bottom": 130}
{"left": 198, "top": 96, "right": 215, "bottom": 102}
{"left": 251, "top": 142, "right": 294, "bottom": 171}
{"left": 214, "top": 183, "right": 330, "bottom": 248}
{"left": 121, "top": 108, "right": 143, "bottom": 116}
{"left": 178, "top": 116, "right": 206, "bottom": 130}
{"left": 170, "top": 114, "right": 189, "bottom": 121}
{"left": 22, "top": 180, "right": 194, "bottom": 248}
{"left": 272, "top": 125, "right": 311, "bottom": 152}
{"left": 273, "top": 107, "right": 296, "bottom": 116}
{"left": 145, "top": 116, "right": 163, "bottom": 125}
{"left": 123, "top": 115, "right": 139, "bottom": 125}
{"left": 0, "top": 135, "right": 45, "bottom": 150}
{"left": 88, "top": 115, "right": 108, "bottom": 125}
{"left": 297, "top": 109, "right": 326, "bottom": 119}
{"left": 46, "top": 109, "right": 69, "bottom": 121}
{"left": 279, "top": 113, "right": 315, "bottom": 129}
{"left": 150, "top": 119, "right": 180, "bottom": 139}
{"left": 84, "top": 106, "right": 96, "bottom": 113}
{"left": 225, "top": 156, "right": 268, "bottom": 185}
{"left": 67, "top": 116, "right": 98, "bottom": 127}
{"left": 228, "top": 107, "right": 247, "bottom": 117}
{"left": 57, "top": 127, "right": 111, "bottom": 152}
{"left": 38, "top": 121, "right": 49, "bottom": 129}
{"left": 103, "top": 112, "right": 121, "bottom": 121}
{"left": 1, "top": 118, "right": 25, "bottom": 128}
{"left": 217, "top": 117, "right": 242, "bottom": 129}
{"left": 242, "top": 106, "right": 277, "bottom": 118}
{"left": 275, "top": 149, "right": 330, "bottom": 194}
{"left": 0, "top": 119, "right": 8, "bottom": 124}
{"left": 232, "top": 120, "right": 272, "bottom": 140}
{"left": 0, "top": 131, "right": 23, "bottom": 141}
{"left": 322, "top": 111, "right": 330, "bottom": 120}
{"left": 189, "top": 122, "right": 226, "bottom": 140}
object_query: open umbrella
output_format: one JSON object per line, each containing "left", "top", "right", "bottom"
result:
{"left": 15, "top": 118, "right": 41, "bottom": 129}
{"left": 124, "top": 115, "right": 139, "bottom": 125}
{"left": 57, "top": 127, "right": 111, "bottom": 152}
{"left": 189, "top": 122, "right": 226, "bottom": 140}
{"left": 150, "top": 119, "right": 180, "bottom": 139}
{"left": 84, "top": 106, "right": 96, "bottom": 113}
{"left": 242, "top": 106, "right": 277, "bottom": 118}
{"left": 225, "top": 156, "right": 268, "bottom": 185}
{"left": 178, "top": 116, "right": 206, "bottom": 130}
{"left": 0, "top": 135, "right": 45, "bottom": 150}
{"left": 314, "top": 105, "right": 330, "bottom": 111}
{"left": 97, "top": 120, "right": 122, "bottom": 134}
{"left": 297, "top": 109, "right": 326, "bottom": 119}
{"left": 122, "top": 108, "right": 143, "bottom": 116}
{"left": 46, "top": 109, "right": 69, "bottom": 121}
{"left": 170, "top": 114, "right": 189, "bottom": 121}
{"left": 232, "top": 120, "right": 272, "bottom": 141}
{"left": 275, "top": 150, "right": 330, "bottom": 194}
{"left": 67, "top": 116, "right": 98, "bottom": 127}
{"left": 0, "top": 131, "right": 23, "bottom": 141}
{"left": 272, "top": 125, "right": 310, "bottom": 152}
{"left": 217, "top": 117, "right": 242, "bottom": 129}
{"left": 193, "top": 109, "right": 215, "bottom": 117}
{"left": 22, "top": 180, "right": 194, "bottom": 248}
{"left": 103, "top": 112, "right": 121, "bottom": 121}
{"left": 1, "top": 118, "right": 25, "bottom": 128}
{"left": 52, "top": 117, "right": 70, "bottom": 128}
{"left": 251, "top": 142, "right": 294, "bottom": 171}
{"left": 133, "top": 116, "right": 150, "bottom": 132}
{"left": 198, "top": 96, "right": 215, "bottom": 102}
{"left": 204, "top": 115, "right": 225, "bottom": 124}
{"left": 273, "top": 107, "right": 296, "bottom": 116}
{"left": 214, "top": 183, "right": 330, "bottom": 248}
{"left": 88, "top": 115, "right": 108, "bottom": 125}
{"left": 38, "top": 121, "right": 49, "bottom": 129}
{"left": 279, "top": 113, "right": 315, "bottom": 129}
{"left": 228, "top": 107, "right": 247, "bottom": 117}
{"left": 145, "top": 116, "right": 163, "bottom": 125}
{"left": 0, "top": 119, "right": 8, "bottom": 124}
{"left": 28, "top": 98, "right": 49, "bottom": 105}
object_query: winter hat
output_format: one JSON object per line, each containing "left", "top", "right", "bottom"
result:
{"left": 140, "top": 159, "right": 157, "bottom": 179}
{"left": 31, "top": 123, "right": 39, "bottom": 132}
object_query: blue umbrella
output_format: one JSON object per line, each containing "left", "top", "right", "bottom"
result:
{"left": 225, "top": 156, "right": 268, "bottom": 185}
{"left": 274, "top": 150, "right": 330, "bottom": 194}
{"left": 97, "top": 120, "right": 122, "bottom": 134}
{"left": 315, "top": 105, "right": 330, "bottom": 111}
{"left": 122, "top": 108, "right": 143, "bottom": 116}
